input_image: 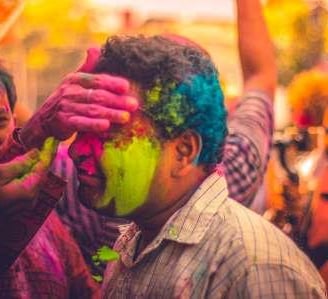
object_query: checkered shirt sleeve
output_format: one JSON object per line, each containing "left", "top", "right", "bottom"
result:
{"left": 224, "top": 91, "right": 273, "bottom": 206}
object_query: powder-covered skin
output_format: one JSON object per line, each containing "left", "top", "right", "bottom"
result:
{"left": 13, "top": 137, "right": 58, "bottom": 180}
{"left": 39, "top": 137, "right": 59, "bottom": 168}
{"left": 98, "top": 136, "right": 161, "bottom": 216}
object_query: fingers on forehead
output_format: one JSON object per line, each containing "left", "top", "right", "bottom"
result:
{"left": 68, "top": 73, "right": 130, "bottom": 94}
{"left": 62, "top": 87, "right": 138, "bottom": 112}
{"left": 68, "top": 116, "right": 111, "bottom": 133}
{"left": 87, "top": 89, "right": 138, "bottom": 111}
{"left": 84, "top": 105, "right": 130, "bottom": 123}
{"left": 61, "top": 103, "right": 130, "bottom": 124}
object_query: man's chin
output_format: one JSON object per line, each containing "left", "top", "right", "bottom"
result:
{"left": 77, "top": 186, "right": 117, "bottom": 217}
{"left": 78, "top": 185, "right": 102, "bottom": 209}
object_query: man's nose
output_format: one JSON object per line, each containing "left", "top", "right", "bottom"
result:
{"left": 69, "top": 133, "right": 104, "bottom": 162}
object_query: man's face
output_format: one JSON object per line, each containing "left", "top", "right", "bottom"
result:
{"left": 0, "top": 85, "right": 15, "bottom": 145}
{"left": 69, "top": 111, "right": 171, "bottom": 217}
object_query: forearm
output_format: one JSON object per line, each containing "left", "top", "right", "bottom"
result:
{"left": 236, "top": 0, "right": 276, "bottom": 97}
{"left": 225, "top": 92, "right": 273, "bottom": 205}
{"left": 19, "top": 114, "right": 48, "bottom": 149}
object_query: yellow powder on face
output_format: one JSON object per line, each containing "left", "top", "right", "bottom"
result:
{"left": 98, "top": 136, "right": 161, "bottom": 216}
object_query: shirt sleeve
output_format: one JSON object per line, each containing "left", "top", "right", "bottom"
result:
{"left": 46, "top": 212, "right": 101, "bottom": 299}
{"left": 223, "top": 91, "right": 273, "bottom": 206}
{"left": 0, "top": 128, "right": 27, "bottom": 162}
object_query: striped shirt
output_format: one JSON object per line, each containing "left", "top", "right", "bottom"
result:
{"left": 53, "top": 90, "right": 273, "bottom": 276}
{"left": 102, "top": 173, "right": 326, "bottom": 299}
{"left": 0, "top": 212, "right": 100, "bottom": 299}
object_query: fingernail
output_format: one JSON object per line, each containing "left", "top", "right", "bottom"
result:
{"left": 121, "top": 112, "right": 130, "bottom": 123}
{"left": 127, "top": 98, "right": 139, "bottom": 111}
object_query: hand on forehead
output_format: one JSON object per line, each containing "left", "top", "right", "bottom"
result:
{"left": 23, "top": 48, "right": 140, "bottom": 147}
{"left": 61, "top": 47, "right": 140, "bottom": 127}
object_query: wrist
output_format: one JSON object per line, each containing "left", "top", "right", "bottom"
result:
{"left": 19, "top": 121, "right": 48, "bottom": 149}
{"left": 13, "top": 128, "right": 29, "bottom": 150}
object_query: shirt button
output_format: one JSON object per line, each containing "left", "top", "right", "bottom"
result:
{"left": 168, "top": 226, "right": 178, "bottom": 239}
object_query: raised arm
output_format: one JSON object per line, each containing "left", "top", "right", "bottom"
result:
{"left": 236, "top": 0, "right": 277, "bottom": 98}
{"left": 224, "top": 0, "right": 276, "bottom": 206}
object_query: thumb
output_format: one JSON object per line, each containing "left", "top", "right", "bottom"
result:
{"left": 39, "top": 137, "right": 59, "bottom": 168}
{"left": 0, "top": 160, "right": 46, "bottom": 204}
{"left": 0, "top": 149, "right": 39, "bottom": 185}
{"left": 77, "top": 47, "right": 101, "bottom": 72}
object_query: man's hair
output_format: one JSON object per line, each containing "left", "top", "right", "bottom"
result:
{"left": 94, "top": 35, "right": 227, "bottom": 165}
{"left": 288, "top": 69, "right": 328, "bottom": 126}
{"left": 0, "top": 65, "right": 17, "bottom": 111}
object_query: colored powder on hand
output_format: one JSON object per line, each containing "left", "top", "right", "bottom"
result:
{"left": 39, "top": 137, "right": 59, "bottom": 168}
{"left": 98, "top": 136, "right": 161, "bottom": 216}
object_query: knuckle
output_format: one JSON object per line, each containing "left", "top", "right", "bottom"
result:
{"left": 62, "top": 73, "right": 74, "bottom": 82}
{"left": 60, "top": 87, "right": 71, "bottom": 98}
{"left": 87, "top": 106, "right": 100, "bottom": 118}
{"left": 57, "top": 100, "right": 67, "bottom": 112}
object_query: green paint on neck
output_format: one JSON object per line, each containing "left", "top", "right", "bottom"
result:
{"left": 98, "top": 136, "right": 161, "bottom": 216}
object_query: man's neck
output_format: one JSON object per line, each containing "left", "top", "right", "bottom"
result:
{"left": 132, "top": 177, "right": 204, "bottom": 254}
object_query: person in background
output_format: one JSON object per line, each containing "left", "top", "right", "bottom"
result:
{"left": 0, "top": 66, "right": 100, "bottom": 299}
{"left": 0, "top": 67, "right": 43, "bottom": 207}
{"left": 0, "top": 67, "right": 16, "bottom": 146}
{"left": 14, "top": 102, "right": 32, "bottom": 127}
{"left": 287, "top": 69, "right": 328, "bottom": 288}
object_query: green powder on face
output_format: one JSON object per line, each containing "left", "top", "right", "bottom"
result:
{"left": 98, "top": 136, "right": 161, "bottom": 216}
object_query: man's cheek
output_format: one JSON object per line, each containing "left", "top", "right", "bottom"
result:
{"left": 98, "top": 137, "right": 161, "bottom": 216}
{"left": 0, "top": 129, "right": 7, "bottom": 145}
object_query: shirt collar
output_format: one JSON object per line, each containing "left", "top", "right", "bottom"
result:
{"left": 160, "top": 171, "right": 228, "bottom": 244}
{"left": 116, "top": 170, "right": 228, "bottom": 266}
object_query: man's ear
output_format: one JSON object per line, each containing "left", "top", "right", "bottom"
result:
{"left": 171, "top": 130, "right": 202, "bottom": 178}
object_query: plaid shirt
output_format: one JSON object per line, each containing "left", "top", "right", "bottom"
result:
{"left": 225, "top": 91, "right": 273, "bottom": 205}
{"left": 53, "top": 90, "right": 273, "bottom": 275}
{"left": 102, "top": 173, "right": 326, "bottom": 299}
{"left": 0, "top": 212, "right": 100, "bottom": 299}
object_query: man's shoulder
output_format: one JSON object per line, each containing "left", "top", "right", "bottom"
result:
{"left": 211, "top": 198, "right": 296, "bottom": 257}
{"left": 207, "top": 199, "right": 322, "bottom": 280}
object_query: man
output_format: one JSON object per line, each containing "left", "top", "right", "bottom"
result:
{"left": 0, "top": 66, "right": 100, "bottom": 298}
{"left": 0, "top": 68, "right": 16, "bottom": 146}
{"left": 67, "top": 33, "right": 326, "bottom": 297}
{"left": 287, "top": 69, "right": 328, "bottom": 287}
{"left": 55, "top": 0, "right": 276, "bottom": 276}
{"left": 0, "top": 69, "right": 49, "bottom": 208}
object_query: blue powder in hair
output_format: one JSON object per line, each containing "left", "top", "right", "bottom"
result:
{"left": 144, "top": 72, "right": 227, "bottom": 165}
